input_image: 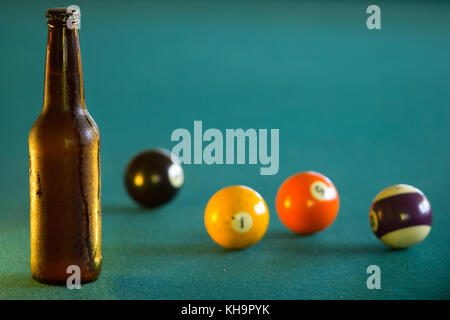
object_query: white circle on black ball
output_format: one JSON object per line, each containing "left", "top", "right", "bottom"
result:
{"left": 168, "top": 164, "right": 184, "bottom": 188}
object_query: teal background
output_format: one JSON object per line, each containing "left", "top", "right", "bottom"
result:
{"left": 0, "top": 0, "right": 449, "bottom": 299}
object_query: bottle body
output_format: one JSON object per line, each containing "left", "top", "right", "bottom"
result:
{"left": 29, "top": 8, "right": 101, "bottom": 285}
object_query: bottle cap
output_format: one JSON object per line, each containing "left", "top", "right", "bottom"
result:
{"left": 46, "top": 7, "right": 80, "bottom": 28}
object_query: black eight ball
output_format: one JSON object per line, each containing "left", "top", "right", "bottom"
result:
{"left": 124, "top": 149, "right": 184, "bottom": 208}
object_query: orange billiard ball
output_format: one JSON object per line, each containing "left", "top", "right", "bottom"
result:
{"left": 276, "top": 171, "right": 339, "bottom": 234}
{"left": 204, "top": 185, "right": 270, "bottom": 250}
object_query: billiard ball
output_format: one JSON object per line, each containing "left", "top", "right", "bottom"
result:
{"left": 124, "top": 148, "right": 184, "bottom": 208}
{"left": 276, "top": 171, "right": 339, "bottom": 234}
{"left": 204, "top": 185, "right": 270, "bottom": 250}
{"left": 369, "top": 184, "right": 432, "bottom": 249}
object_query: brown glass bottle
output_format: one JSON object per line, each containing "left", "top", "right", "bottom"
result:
{"left": 29, "top": 8, "right": 101, "bottom": 285}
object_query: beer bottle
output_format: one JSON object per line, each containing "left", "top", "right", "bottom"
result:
{"left": 29, "top": 8, "right": 101, "bottom": 285}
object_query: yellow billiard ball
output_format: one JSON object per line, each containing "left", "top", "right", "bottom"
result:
{"left": 204, "top": 185, "right": 270, "bottom": 250}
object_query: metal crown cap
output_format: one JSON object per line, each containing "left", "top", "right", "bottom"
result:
{"left": 46, "top": 7, "right": 80, "bottom": 27}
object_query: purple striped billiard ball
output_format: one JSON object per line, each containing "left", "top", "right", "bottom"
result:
{"left": 369, "top": 184, "right": 432, "bottom": 249}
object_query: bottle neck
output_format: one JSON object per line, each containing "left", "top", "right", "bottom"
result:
{"left": 43, "top": 25, "right": 85, "bottom": 113}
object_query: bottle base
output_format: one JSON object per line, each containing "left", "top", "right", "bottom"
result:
{"left": 32, "top": 273, "right": 100, "bottom": 286}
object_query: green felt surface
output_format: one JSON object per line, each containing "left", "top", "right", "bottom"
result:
{"left": 0, "top": 0, "right": 450, "bottom": 299}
